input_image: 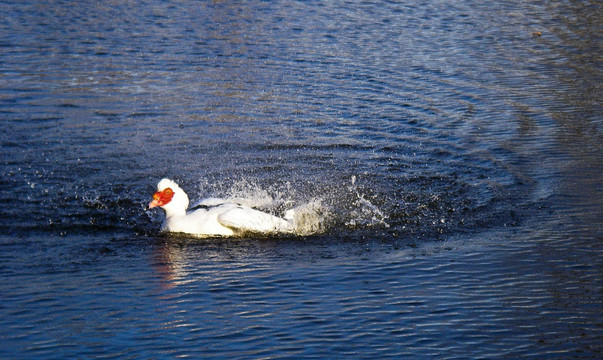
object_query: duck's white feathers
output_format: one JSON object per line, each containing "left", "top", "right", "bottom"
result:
{"left": 151, "top": 178, "right": 293, "bottom": 237}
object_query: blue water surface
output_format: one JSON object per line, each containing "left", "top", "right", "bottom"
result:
{"left": 1, "top": 0, "right": 601, "bottom": 358}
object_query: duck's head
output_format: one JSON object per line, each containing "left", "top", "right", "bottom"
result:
{"left": 149, "top": 178, "right": 189, "bottom": 216}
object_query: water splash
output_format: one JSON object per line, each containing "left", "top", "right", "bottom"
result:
{"left": 195, "top": 178, "right": 331, "bottom": 236}
{"left": 181, "top": 175, "right": 400, "bottom": 237}
{"left": 191, "top": 175, "right": 395, "bottom": 236}
{"left": 287, "top": 199, "right": 331, "bottom": 236}
{"left": 345, "top": 175, "right": 390, "bottom": 229}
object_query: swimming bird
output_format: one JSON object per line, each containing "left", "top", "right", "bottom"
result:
{"left": 148, "top": 178, "right": 293, "bottom": 236}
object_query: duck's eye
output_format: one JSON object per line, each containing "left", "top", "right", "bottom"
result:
{"left": 164, "top": 188, "right": 173, "bottom": 195}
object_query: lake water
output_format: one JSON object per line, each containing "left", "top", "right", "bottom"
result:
{"left": 1, "top": 0, "right": 601, "bottom": 358}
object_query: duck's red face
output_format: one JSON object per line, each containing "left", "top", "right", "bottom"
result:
{"left": 148, "top": 187, "right": 174, "bottom": 208}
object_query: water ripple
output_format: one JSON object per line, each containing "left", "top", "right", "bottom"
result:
{"left": 1, "top": 0, "right": 602, "bottom": 358}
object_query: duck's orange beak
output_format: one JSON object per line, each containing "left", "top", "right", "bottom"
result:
{"left": 148, "top": 192, "right": 162, "bottom": 209}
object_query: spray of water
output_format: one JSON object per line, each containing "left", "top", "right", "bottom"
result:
{"left": 345, "top": 175, "right": 390, "bottom": 229}
{"left": 188, "top": 175, "right": 390, "bottom": 237}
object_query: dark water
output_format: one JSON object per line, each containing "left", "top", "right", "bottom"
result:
{"left": 1, "top": 0, "right": 601, "bottom": 358}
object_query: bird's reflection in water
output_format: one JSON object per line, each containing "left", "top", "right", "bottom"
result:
{"left": 151, "top": 236, "right": 277, "bottom": 293}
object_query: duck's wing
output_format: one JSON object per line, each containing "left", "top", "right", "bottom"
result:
{"left": 217, "top": 206, "right": 292, "bottom": 234}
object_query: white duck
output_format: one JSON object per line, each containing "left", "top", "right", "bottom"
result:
{"left": 148, "top": 178, "right": 294, "bottom": 236}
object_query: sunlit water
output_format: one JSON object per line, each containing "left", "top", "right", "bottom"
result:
{"left": 1, "top": 0, "right": 601, "bottom": 358}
